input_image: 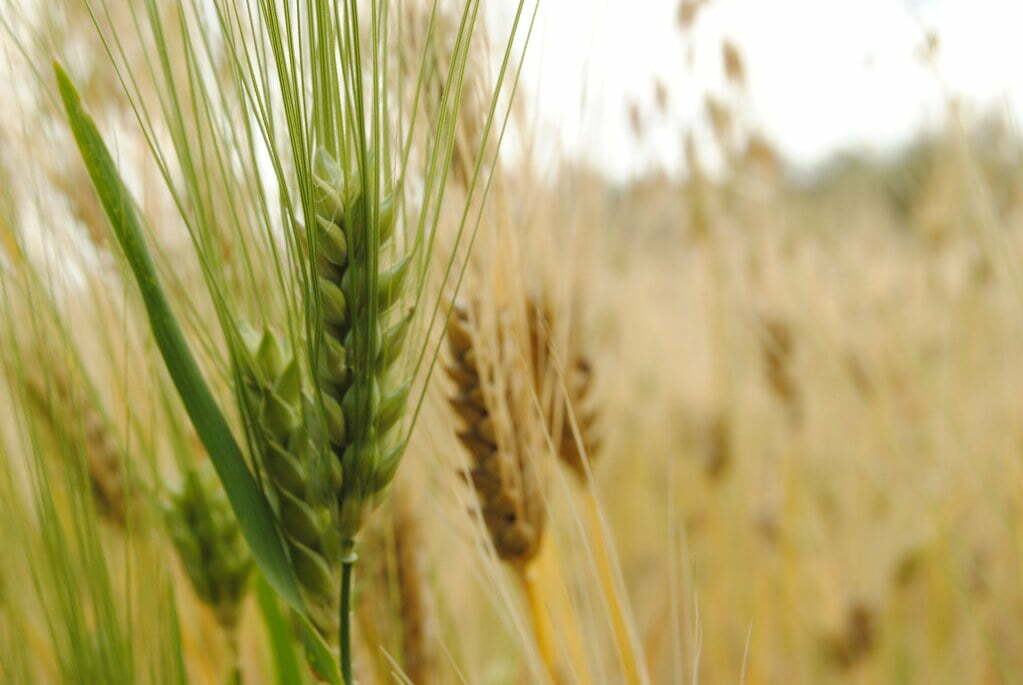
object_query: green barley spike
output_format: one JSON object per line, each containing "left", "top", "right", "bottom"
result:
{"left": 235, "top": 149, "right": 416, "bottom": 655}
{"left": 165, "top": 462, "right": 253, "bottom": 632}
{"left": 311, "top": 149, "right": 414, "bottom": 542}
{"left": 239, "top": 327, "right": 343, "bottom": 648}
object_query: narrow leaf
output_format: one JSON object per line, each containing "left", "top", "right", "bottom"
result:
{"left": 53, "top": 61, "right": 305, "bottom": 613}
{"left": 256, "top": 575, "right": 305, "bottom": 685}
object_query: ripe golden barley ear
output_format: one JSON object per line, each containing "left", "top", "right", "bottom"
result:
{"left": 844, "top": 350, "right": 876, "bottom": 400}
{"left": 742, "top": 133, "right": 781, "bottom": 178}
{"left": 705, "top": 95, "right": 734, "bottom": 149}
{"left": 165, "top": 462, "right": 253, "bottom": 633}
{"left": 891, "top": 546, "right": 927, "bottom": 591}
{"left": 759, "top": 315, "right": 802, "bottom": 425}
{"left": 702, "top": 410, "right": 733, "bottom": 483}
{"left": 654, "top": 80, "right": 669, "bottom": 116}
{"left": 445, "top": 304, "right": 546, "bottom": 564}
{"left": 676, "top": 0, "right": 708, "bottom": 30}
{"left": 722, "top": 40, "right": 746, "bottom": 87}
{"left": 446, "top": 303, "right": 560, "bottom": 681}
{"left": 627, "top": 101, "right": 645, "bottom": 141}
{"left": 526, "top": 297, "right": 601, "bottom": 483}
{"left": 821, "top": 602, "right": 877, "bottom": 671}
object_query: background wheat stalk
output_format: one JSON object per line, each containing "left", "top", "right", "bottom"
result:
{"left": 445, "top": 302, "right": 560, "bottom": 680}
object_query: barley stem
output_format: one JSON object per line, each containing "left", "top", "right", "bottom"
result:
{"left": 340, "top": 555, "right": 355, "bottom": 684}
{"left": 540, "top": 538, "right": 593, "bottom": 684}
{"left": 517, "top": 564, "right": 559, "bottom": 683}
{"left": 225, "top": 630, "right": 242, "bottom": 685}
{"left": 583, "top": 489, "right": 646, "bottom": 685}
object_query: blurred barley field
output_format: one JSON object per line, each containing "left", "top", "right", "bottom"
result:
{"left": 2, "top": 1, "right": 1023, "bottom": 683}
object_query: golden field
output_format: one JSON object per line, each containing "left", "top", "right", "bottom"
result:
{"left": 1, "top": 1, "right": 1022, "bottom": 683}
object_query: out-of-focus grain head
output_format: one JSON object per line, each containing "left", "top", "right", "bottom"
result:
{"left": 654, "top": 80, "right": 669, "bottom": 117}
{"left": 446, "top": 303, "right": 547, "bottom": 566}
{"left": 821, "top": 602, "right": 877, "bottom": 671}
{"left": 890, "top": 546, "right": 927, "bottom": 591}
{"left": 705, "top": 95, "right": 734, "bottom": 150}
{"left": 677, "top": 0, "right": 710, "bottom": 31}
{"left": 20, "top": 363, "right": 131, "bottom": 527}
{"left": 742, "top": 132, "right": 781, "bottom": 179}
{"left": 759, "top": 314, "right": 802, "bottom": 425}
{"left": 628, "top": 100, "right": 645, "bottom": 141}
{"left": 526, "top": 296, "right": 602, "bottom": 483}
{"left": 165, "top": 462, "right": 253, "bottom": 632}
{"left": 702, "top": 410, "right": 732, "bottom": 483}
{"left": 722, "top": 39, "right": 746, "bottom": 87}
{"left": 918, "top": 31, "right": 941, "bottom": 65}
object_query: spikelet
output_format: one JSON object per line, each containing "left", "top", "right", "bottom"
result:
{"left": 445, "top": 304, "right": 546, "bottom": 565}
{"left": 526, "top": 297, "right": 601, "bottom": 483}
{"left": 165, "top": 462, "right": 253, "bottom": 632}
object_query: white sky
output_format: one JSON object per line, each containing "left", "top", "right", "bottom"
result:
{"left": 516, "top": 0, "right": 1023, "bottom": 179}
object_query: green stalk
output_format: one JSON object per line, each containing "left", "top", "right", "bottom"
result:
{"left": 54, "top": 61, "right": 341, "bottom": 683}
{"left": 339, "top": 551, "right": 356, "bottom": 685}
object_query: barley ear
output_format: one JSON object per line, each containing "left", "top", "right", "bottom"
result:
{"left": 311, "top": 150, "right": 414, "bottom": 539}
{"left": 526, "top": 298, "right": 601, "bottom": 483}
{"left": 445, "top": 304, "right": 546, "bottom": 564}
{"left": 165, "top": 462, "right": 253, "bottom": 633}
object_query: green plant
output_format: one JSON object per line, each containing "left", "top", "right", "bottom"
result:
{"left": 53, "top": 0, "right": 535, "bottom": 679}
{"left": 165, "top": 461, "right": 253, "bottom": 673}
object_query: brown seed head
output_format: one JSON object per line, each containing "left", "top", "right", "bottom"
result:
{"left": 822, "top": 602, "right": 877, "bottom": 670}
{"left": 446, "top": 304, "right": 546, "bottom": 565}
{"left": 703, "top": 411, "right": 732, "bottom": 483}
{"left": 704, "top": 95, "right": 734, "bottom": 148}
{"left": 742, "top": 133, "right": 780, "bottom": 177}
{"left": 722, "top": 40, "right": 746, "bottom": 86}
{"left": 654, "top": 80, "right": 669, "bottom": 116}
{"left": 759, "top": 315, "right": 801, "bottom": 423}
{"left": 526, "top": 297, "right": 601, "bottom": 482}
{"left": 677, "top": 0, "right": 708, "bottom": 30}
{"left": 627, "top": 101, "right": 645, "bottom": 140}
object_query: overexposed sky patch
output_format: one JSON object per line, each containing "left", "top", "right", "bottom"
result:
{"left": 515, "top": 0, "right": 1023, "bottom": 179}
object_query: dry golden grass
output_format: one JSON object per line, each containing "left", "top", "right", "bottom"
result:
{"left": 4, "top": 4, "right": 1023, "bottom": 683}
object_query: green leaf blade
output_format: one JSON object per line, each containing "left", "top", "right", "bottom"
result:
{"left": 53, "top": 61, "right": 305, "bottom": 615}
{"left": 255, "top": 575, "right": 306, "bottom": 685}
